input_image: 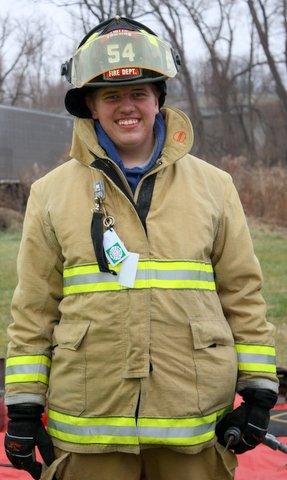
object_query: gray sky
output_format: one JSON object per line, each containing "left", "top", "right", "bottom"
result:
{"left": 0, "top": 0, "right": 218, "bottom": 59}
{"left": 1, "top": 0, "right": 285, "bottom": 78}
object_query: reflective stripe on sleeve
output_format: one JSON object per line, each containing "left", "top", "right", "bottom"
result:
{"left": 5, "top": 355, "right": 51, "bottom": 385}
{"left": 235, "top": 344, "right": 276, "bottom": 374}
{"left": 63, "top": 260, "right": 215, "bottom": 295}
{"left": 47, "top": 407, "right": 229, "bottom": 446}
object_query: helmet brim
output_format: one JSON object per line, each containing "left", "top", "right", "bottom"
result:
{"left": 65, "top": 87, "right": 95, "bottom": 118}
{"left": 65, "top": 79, "right": 166, "bottom": 118}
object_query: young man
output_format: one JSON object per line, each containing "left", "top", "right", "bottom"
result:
{"left": 4, "top": 16, "right": 278, "bottom": 480}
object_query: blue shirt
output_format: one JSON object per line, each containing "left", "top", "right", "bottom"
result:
{"left": 94, "top": 112, "right": 166, "bottom": 193}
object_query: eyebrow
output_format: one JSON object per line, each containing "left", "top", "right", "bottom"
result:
{"left": 102, "top": 87, "right": 148, "bottom": 95}
{"left": 102, "top": 90, "right": 120, "bottom": 95}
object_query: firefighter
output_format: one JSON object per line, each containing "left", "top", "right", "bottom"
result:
{"left": 4, "top": 16, "right": 278, "bottom": 480}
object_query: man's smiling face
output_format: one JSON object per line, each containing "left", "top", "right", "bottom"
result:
{"left": 86, "top": 84, "right": 159, "bottom": 156}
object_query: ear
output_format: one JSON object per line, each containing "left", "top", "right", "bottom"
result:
{"left": 155, "top": 95, "right": 159, "bottom": 113}
{"left": 85, "top": 94, "right": 98, "bottom": 119}
{"left": 151, "top": 85, "right": 160, "bottom": 113}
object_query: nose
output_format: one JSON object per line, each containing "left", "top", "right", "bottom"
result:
{"left": 118, "top": 94, "right": 136, "bottom": 113}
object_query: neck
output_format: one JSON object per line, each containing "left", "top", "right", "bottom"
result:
{"left": 118, "top": 136, "right": 155, "bottom": 168}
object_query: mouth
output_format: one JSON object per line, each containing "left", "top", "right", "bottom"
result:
{"left": 115, "top": 118, "right": 140, "bottom": 127}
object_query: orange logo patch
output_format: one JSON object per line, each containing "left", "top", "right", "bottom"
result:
{"left": 173, "top": 131, "right": 186, "bottom": 143}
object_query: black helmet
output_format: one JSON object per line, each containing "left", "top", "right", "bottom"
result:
{"left": 61, "top": 16, "right": 180, "bottom": 117}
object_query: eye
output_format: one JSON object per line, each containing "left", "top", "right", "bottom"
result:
{"left": 104, "top": 94, "right": 120, "bottom": 101}
{"left": 132, "top": 91, "right": 147, "bottom": 99}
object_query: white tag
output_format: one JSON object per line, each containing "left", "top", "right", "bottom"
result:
{"left": 118, "top": 252, "right": 140, "bottom": 288}
{"left": 103, "top": 228, "right": 129, "bottom": 266}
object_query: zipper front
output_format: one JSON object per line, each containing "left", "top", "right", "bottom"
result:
{"left": 134, "top": 159, "right": 163, "bottom": 203}
{"left": 91, "top": 156, "right": 165, "bottom": 235}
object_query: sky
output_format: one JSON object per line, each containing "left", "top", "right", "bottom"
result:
{"left": 0, "top": 0, "right": 79, "bottom": 84}
{"left": 1, "top": 0, "right": 76, "bottom": 51}
{"left": 0, "top": 0, "right": 223, "bottom": 60}
{"left": 1, "top": 0, "right": 73, "bottom": 32}
{"left": 1, "top": 0, "right": 285, "bottom": 82}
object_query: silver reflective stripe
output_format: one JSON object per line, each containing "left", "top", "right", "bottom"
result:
{"left": 5, "top": 394, "right": 46, "bottom": 406}
{"left": 64, "top": 269, "right": 214, "bottom": 287}
{"left": 6, "top": 364, "right": 50, "bottom": 375}
{"left": 64, "top": 272, "right": 117, "bottom": 286}
{"left": 48, "top": 420, "right": 214, "bottom": 439}
{"left": 48, "top": 419, "right": 138, "bottom": 437}
{"left": 237, "top": 379, "right": 279, "bottom": 393}
{"left": 139, "top": 422, "right": 214, "bottom": 438}
{"left": 237, "top": 353, "right": 275, "bottom": 364}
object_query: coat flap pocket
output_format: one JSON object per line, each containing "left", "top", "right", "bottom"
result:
{"left": 53, "top": 321, "right": 90, "bottom": 350}
{"left": 190, "top": 318, "right": 234, "bottom": 349}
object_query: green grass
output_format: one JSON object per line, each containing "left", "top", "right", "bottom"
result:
{"left": 0, "top": 224, "right": 286, "bottom": 364}
{"left": 249, "top": 223, "right": 287, "bottom": 366}
{"left": 0, "top": 230, "right": 21, "bottom": 357}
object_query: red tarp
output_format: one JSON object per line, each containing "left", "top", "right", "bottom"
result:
{"left": 235, "top": 441, "right": 287, "bottom": 480}
{"left": 1, "top": 431, "right": 287, "bottom": 480}
{"left": 0, "top": 399, "right": 287, "bottom": 480}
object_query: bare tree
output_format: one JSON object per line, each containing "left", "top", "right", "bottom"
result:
{"left": 0, "top": 14, "right": 29, "bottom": 103}
{"left": 33, "top": 0, "right": 287, "bottom": 162}
{"left": 246, "top": 0, "right": 287, "bottom": 122}
{"left": 0, "top": 15, "right": 50, "bottom": 107}
{"left": 174, "top": 0, "right": 249, "bottom": 155}
{"left": 145, "top": 0, "right": 206, "bottom": 154}
{"left": 47, "top": 0, "right": 143, "bottom": 33}
{"left": 283, "top": 0, "right": 287, "bottom": 68}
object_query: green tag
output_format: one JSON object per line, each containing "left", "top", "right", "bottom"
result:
{"left": 103, "top": 228, "right": 129, "bottom": 266}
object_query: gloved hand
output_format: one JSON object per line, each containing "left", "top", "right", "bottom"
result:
{"left": 4, "top": 403, "right": 55, "bottom": 479}
{"left": 216, "top": 388, "right": 277, "bottom": 454}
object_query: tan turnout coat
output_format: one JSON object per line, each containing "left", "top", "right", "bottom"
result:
{"left": 5, "top": 107, "right": 277, "bottom": 454}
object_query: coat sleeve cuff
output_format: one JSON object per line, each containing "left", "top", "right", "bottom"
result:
{"left": 5, "top": 393, "right": 46, "bottom": 406}
{"left": 236, "top": 379, "right": 279, "bottom": 394}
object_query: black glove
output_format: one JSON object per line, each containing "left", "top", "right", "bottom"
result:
{"left": 4, "top": 403, "right": 55, "bottom": 479}
{"left": 216, "top": 388, "right": 277, "bottom": 454}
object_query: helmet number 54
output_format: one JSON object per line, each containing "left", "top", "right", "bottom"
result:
{"left": 107, "top": 43, "right": 135, "bottom": 63}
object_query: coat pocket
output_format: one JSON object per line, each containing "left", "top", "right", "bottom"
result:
{"left": 48, "top": 320, "right": 90, "bottom": 415}
{"left": 190, "top": 317, "right": 237, "bottom": 414}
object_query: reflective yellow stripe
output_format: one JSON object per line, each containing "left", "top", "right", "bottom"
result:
{"left": 235, "top": 344, "right": 276, "bottom": 374}
{"left": 134, "top": 279, "right": 215, "bottom": 289}
{"left": 5, "top": 355, "right": 51, "bottom": 385}
{"left": 238, "top": 363, "right": 276, "bottom": 373}
{"left": 5, "top": 373, "right": 49, "bottom": 385}
{"left": 63, "top": 260, "right": 213, "bottom": 277}
{"left": 47, "top": 428, "right": 139, "bottom": 445}
{"left": 78, "top": 31, "right": 100, "bottom": 52}
{"left": 47, "top": 407, "right": 229, "bottom": 446}
{"left": 236, "top": 345, "right": 275, "bottom": 355}
{"left": 64, "top": 280, "right": 216, "bottom": 295}
{"left": 48, "top": 410, "right": 135, "bottom": 426}
{"left": 139, "top": 430, "right": 215, "bottom": 446}
{"left": 6, "top": 356, "right": 51, "bottom": 367}
{"left": 139, "top": 261, "right": 213, "bottom": 272}
{"left": 139, "top": 29, "right": 159, "bottom": 47}
{"left": 64, "top": 282, "right": 121, "bottom": 294}
{"left": 48, "top": 410, "right": 138, "bottom": 445}
{"left": 63, "top": 260, "right": 216, "bottom": 295}
{"left": 64, "top": 263, "right": 120, "bottom": 277}
{"left": 138, "top": 408, "right": 228, "bottom": 428}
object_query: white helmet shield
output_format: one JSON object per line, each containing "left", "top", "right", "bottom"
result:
{"left": 71, "top": 29, "right": 178, "bottom": 88}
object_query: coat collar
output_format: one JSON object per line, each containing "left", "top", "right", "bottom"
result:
{"left": 69, "top": 106, "right": 194, "bottom": 168}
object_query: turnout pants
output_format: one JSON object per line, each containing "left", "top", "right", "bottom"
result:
{"left": 42, "top": 444, "right": 237, "bottom": 480}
